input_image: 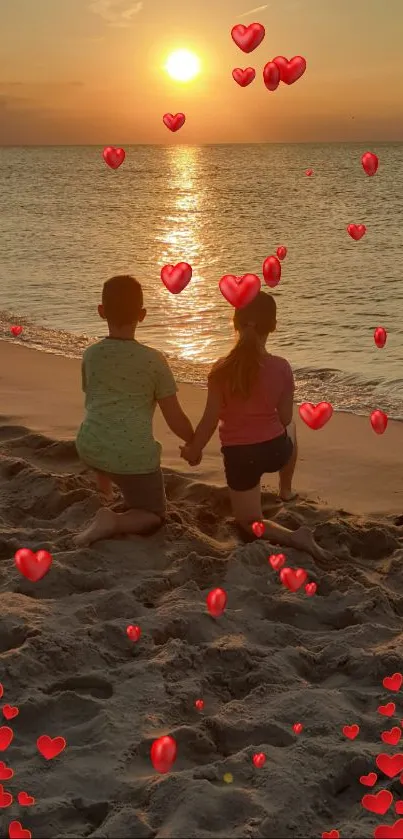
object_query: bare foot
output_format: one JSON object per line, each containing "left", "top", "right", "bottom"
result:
{"left": 291, "top": 526, "right": 331, "bottom": 562}
{"left": 74, "top": 507, "right": 117, "bottom": 548}
{"left": 279, "top": 489, "right": 298, "bottom": 502}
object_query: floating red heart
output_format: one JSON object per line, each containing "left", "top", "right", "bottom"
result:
{"left": 305, "top": 169, "right": 313, "bottom": 176}
{"left": 263, "top": 61, "right": 280, "bottom": 91}
{"left": 103, "top": 146, "right": 125, "bottom": 169}
{"left": 231, "top": 23, "right": 265, "bottom": 53}
{"left": 378, "top": 703, "right": 396, "bottom": 716}
{"left": 362, "top": 151, "right": 379, "bottom": 176}
{"left": 382, "top": 728, "right": 402, "bottom": 746}
{"left": 305, "top": 582, "right": 317, "bottom": 597}
{"left": 347, "top": 223, "right": 366, "bottom": 241}
{"left": 360, "top": 772, "right": 378, "bottom": 787}
{"left": 252, "top": 752, "right": 266, "bottom": 768}
{"left": 2, "top": 707, "right": 18, "bottom": 721}
{"left": 126, "top": 625, "right": 141, "bottom": 642}
{"left": 194, "top": 699, "right": 204, "bottom": 711}
{"left": 219, "top": 274, "right": 261, "bottom": 308}
{"left": 376, "top": 753, "right": 403, "bottom": 778}
{"left": 150, "top": 735, "right": 177, "bottom": 773}
{"left": 163, "top": 113, "right": 186, "bottom": 132}
{"left": 374, "top": 327, "right": 387, "bottom": 349}
{"left": 36, "top": 735, "right": 66, "bottom": 760}
{"left": 0, "top": 728, "right": 13, "bottom": 752}
{"left": 10, "top": 326, "right": 23, "bottom": 338}
{"left": 276, "top": 246, "right": 287, "bottom": 261}
{"left": 262, "top": 255, "right": 281, "bottom": 288}
{"left": 280, "top": 567, "right": 307, "bottom": 592}
{"left": 17, "top": 792, "right": 35, "bottom": 807}
{"left": 299, "top": 402, "right": 333, "bottom": 430}
{"left": 371, "top": 410, "right": 388, "bottom": 435}
{"left": 342, "top": 724, "right": 360, "bottom": 740}
{"left": 374, "top": 819, "right": 403, "bottom": 838}
{"left": 14, "top": 548, "right": 52, "bottom": 582}
{"left": 273, "top": 55, "right": 307, "bottom": 85}
{"left": 293, "top": 722, "right": 303, "bottom": 735}
{"left": 206, "top": 588, "right": 227, "bottom": 618}
{"left": 161, "top": 262, "right": 192, "bottom": 294}
{"left": 269, "top": 553, "right": 286, "bottom": 571}
{"left": 0, "top": 762, "right": 13, "bottom": 781}
{"left": 8, "top": 821, "right": 32, "bottom": 839}
{"left": 0, "top": 686, "right": 3, "bottom": 699}
{"left": 384, "top": 673, "right": 403, "bottom": 692}
{"left": 252, "top": 521, "right": 265, "bottom": 538}
{"left": 322, "top": 831, "right": 340, "bottom": 839}
{"left": 232, "top": 67, "right": 256, "bottom": 87}
{"left": 396, "top": 802, "right": 403, "bottom": 816}
{"left": 0, "top": 785, "right": 13, "bottom": 807}
{"left": 362, "top": 789, "right": 393, "bottom": 816}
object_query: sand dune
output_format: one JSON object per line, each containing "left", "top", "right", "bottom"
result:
{"left": 1, "top": 425, "right": 403, "bottom": 838}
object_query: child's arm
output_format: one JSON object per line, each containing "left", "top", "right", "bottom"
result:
{"left": 158, "top": 394, "right": 194, "bottom": 443}
{"left": 180, "top": 382, "right": 222, "bottom": 462}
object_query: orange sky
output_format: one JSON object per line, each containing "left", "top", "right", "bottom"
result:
{"left": 0, "top": 0, "right": 402, "bottom": 144}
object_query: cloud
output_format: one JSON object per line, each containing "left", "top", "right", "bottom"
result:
{"left": 89, "top": 0, "right": 143, "bottom": 27}
{"left": 239, "top": 4, "right": 268, "bottom": 18}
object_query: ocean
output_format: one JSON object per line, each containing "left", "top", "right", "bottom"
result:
{"left": 0, "top": 142, "right": 402, "bottom": 418}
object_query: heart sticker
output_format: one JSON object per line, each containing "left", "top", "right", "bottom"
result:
{"left": 231, "top": 23, "right": 265, "bottom": 53}
{"left": 14, "top": 549, "right": 52, "bottom": 582}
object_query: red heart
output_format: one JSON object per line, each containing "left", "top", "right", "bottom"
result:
{"left": 36, "top": 735, "right": 66, "bottom": 760}
{"left": 194, "top": 699, "right": 204, "bottom": 711}
{"left": 161, "top": 262, "right": 192, "bottom": 295}
{"left": 299, "top": 402, "right": 333, "bottom": 430}
{"left": 126, "top": 625, "right": 141, "bottom": 642}
{"left": 276, "top": 246, "right": 287, "bottom": 261}
{"left": 396, "top": 802, "right": 403, "bottom": 816}
{"left": 14, "top": 548, "right": 52, "bottom": 582}
{"left": 232, "top": 67, "right": 256, "bottom": 87}
{"left": 279, "top": 567, "right": 307, "bottom": 592}
{"left": 0, "top": 685, "right": 3, "bottom": 699}
{"left": 0, "top": 785, "right": 13, "bottom": 807}
{"left": 361, "top": 151, "right": 379, "bottom": 177}
{"left": 17, "top": 792, "right": 35, "bottom": 807}
{"left": 269, "top": 553, "right": 286, "bottom": 571}
{"left": 206, "top": 588, "right": 227, "bottom": 618}
{"left": 252, "top": 752, "right": 266, "bottom": 768}
{"left": 305, "top": 169, "right": 314, "bottom": 176}
{"left": 347, "top": 223, "right": 366, "bottom": 241}
{"left": 322, "top": 832, "right": 340, "bottom": 839}
{"left": 305, "top": 582, "right": 317, "bottom": 597}
{"left": 342, "top": 724, "right": 360, "bottom": 740}
{"left": 360, "top": 772, "right": 378, "bottom": 787}
{"left": 362, "top": 789, "right": 393, "bottom": 815}
{"left": 262, "top": 255, "right": 282, "bottom": 288}
{"left": 10, "top": 326, "right": 23, "bottom": 337}
{"left": 150, "top": 735, "right": 177, "bottom": 774}
{"left": 163, "top": 112, "right": 186, "bottom": 132}
{"left": 378, "top": 703, "right": 396, "bottom": 717}
{"left": 263, "top": 61, "right": 280, "bottom": 91}
{"left": 219, "top": 274, "right": 261, "bottom": 309}
{"left": 252, "top": 521, "right": 265, "bottom": 538}
{"left": 273, "top": 55, "right": 307, "bottom": 85}
{"left": 8, "top": 822, "right": 32, "bottom": 839}
{"left": 382, "top": 728, "right": 402, "bottom": 746}
{"left": 0, "top": 762, "right": 14, "bottom": 781}
{"left": 371, "top": 410, "right": 388, "bottom": 435}
{"left": 293, "top": 722, "right": 303, "bottom": 735}
{"left": 2, "top": 706, "right": 19, "bottom": 721}
{"left": 102, "top": 146, "right": 125, "bottom": 169}
{"left": 231, "top": 23, "right": 265, "bottom": 53}
{"left": 376, "top": 754, "right": 403, "bottom": 778}
{"left": 374, "top": 820, "right": 403, "bottom": 839}
{"left": 374, "top": 327, "right": 387, "bottom": 349}
{"left": 0, "top": 728, "right": 13, "bottom": 752}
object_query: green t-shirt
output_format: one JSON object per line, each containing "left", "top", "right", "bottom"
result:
{"left": 76, "top": 338, "right": 177, "bottom": 475}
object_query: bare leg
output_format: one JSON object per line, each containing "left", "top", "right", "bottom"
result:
{"left": 279, "top": 422, "right": 298, "bottom": 501}
{"left": 74, "top": 507, "right": 162, "bottom": 547}
{"left": 94, "top": 471, "right": 113, "bottom": 501}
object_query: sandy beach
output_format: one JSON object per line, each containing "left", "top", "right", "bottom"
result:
{"left": 1, "top": 339, "right": 403, "bottom": 839}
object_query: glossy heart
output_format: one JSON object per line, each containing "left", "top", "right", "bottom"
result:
{"left": 293, "top": 722, "right": 303, "bottom": 734}
{"left": 231, "top": 23, "right": 265, "bottom": 53}
{"left": 305, "top": 582, "right": 317, "bottom": 597}
{"left": 273, "top": 55, "right": 307, "bottom": 84}
{"left": 384, "top": 673, "right": 403, "bottom": 692}
{"left": 362, "top": 151, "right": 378, "bottom": 176}
{"left": 161, "top": 262, "right": 192, "bottom": 294}
{"left": 263, "top": 61, "right": 280, "bottom": 91}
{"left": 0, "top": 728, "right": 13, "bottom": 752}
{"left": 374, "top": 327, "right": 387, "bottom": 348}
{"left": 126, "top": 625, "right": 141, "bottom": 642}
{"left": 252, "top": 521, "right": 265, "bottom": 538}
{"left": 150, "top": 735, "right": 177, "bottom": 773}
{"left": 2, "top": 707, "right": 18, "bottom": 721}
{"left": 206, "top": 588, "right": 227, "bottom": 618}
{"left": 269, "top": 553, "right": 286, "bottom": 571}
{"left": 347, "top": 223, "right": 366, "bottom": 241}
{"left": 262, "top": 255, "right": 281, "bottom": 288}
{"left": 194, "top": 699, "right": 204, "bottom": 711}
{"left": 376, "top": 753, "right": 403, "bottom": 778}
{"left": 305, "top": 169, "right": 314, "bottom": 176}
{"left": 382, "top": 728, "right": 402, "bottom": 746}
{"left": 14, "top": 548, "right": 52, "bottom": 582}
{"left": 322, "top": 831, "right": 340, "bottom": 839}
{"left": 396, "top": 802, "right": 403, "bottom": 816}
{"left": 342, "top": 724, "right": 360, "bottom": 740}
{"left": 371, "top": 410, "right": 388, "bottom": 435}
{"left": 299, "top": 402, "right": 333, "bottom": 430}
{"left": 280, "top": 567, "right": 307, "bottom": 592}
{"left": 36, "top": 735, "right": 66, "bottom": 760}
{"left": 163, "top": 113, "right": 186, "bottom": 132}
{"left": 219, "top": 274, "right": 260, "bottom": 308}
{"left": 8, "top": 822, "right": 32, "bottom": 839}
{"left": 0, "top": 762, "right": 13, "bottom": 781}
{"left": 252, "top": 752, "right": 266, "bottom": 768}
{"left": 17, "top": 792, "right": 35, "bottom": 807}
{"left": 378, "top": 703, "right": 396, "bottom": 717}
{"left": 362, "top": 789, "right": 393, "bottom": 815}
{"left": 10, "top": 326, "right": 23, "bottom": 337}
{"left": 0, "top": 785, "right": 13, "bottom": 807}
{"left": 232, "top": 67, "right": 256, "bottom": 87}
{"left": 374, "top": 819, "right": 403, "bottom": 839}
{"left": 276, "top": 246, "right": 287, "bottom": 261}
{"left": 360, "top": 772, "right": 378, "bottom": 787}
{"left": 103, "top": 146, "right": 125, "bottom": 169}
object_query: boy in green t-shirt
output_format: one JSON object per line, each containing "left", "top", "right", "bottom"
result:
{"left": 75, "top": 274, "right": 196, "bottom": 546}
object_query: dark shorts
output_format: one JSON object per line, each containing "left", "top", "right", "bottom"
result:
{"left": 109, "top": 469, "right": 166, "bottom": 518}
{"left": 222, "top": 432, "right": 293, "bottom": 492}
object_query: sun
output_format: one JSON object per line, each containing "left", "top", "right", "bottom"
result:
{"left": 165, "top": 49, "right": 201, "bottom": 83}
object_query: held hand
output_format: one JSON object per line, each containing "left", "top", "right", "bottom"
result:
{"left": 180, "top": 444, "right": 202, "bottom": 466}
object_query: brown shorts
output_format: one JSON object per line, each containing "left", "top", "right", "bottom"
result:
{"left": 109, "top": 468, "right": 166, "bottom": 518}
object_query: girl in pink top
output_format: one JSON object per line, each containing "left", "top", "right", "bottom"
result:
{"left": 181, "top": 292, "right": 328, "bottom": 561}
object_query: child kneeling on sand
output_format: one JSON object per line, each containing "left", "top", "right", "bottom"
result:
{"left": 75, "top": 275, "right": 196, "bottom": 546}
{"left": 180, "top": 291, "right": 328, "bottom": 562}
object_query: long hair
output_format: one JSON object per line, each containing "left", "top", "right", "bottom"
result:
{"left": 210, "top": 291, "right": 277, "bottom": 399}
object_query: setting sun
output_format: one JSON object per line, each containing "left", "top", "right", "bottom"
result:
{"left": 165, "top": 49, "right": 201, "bottom": 82}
